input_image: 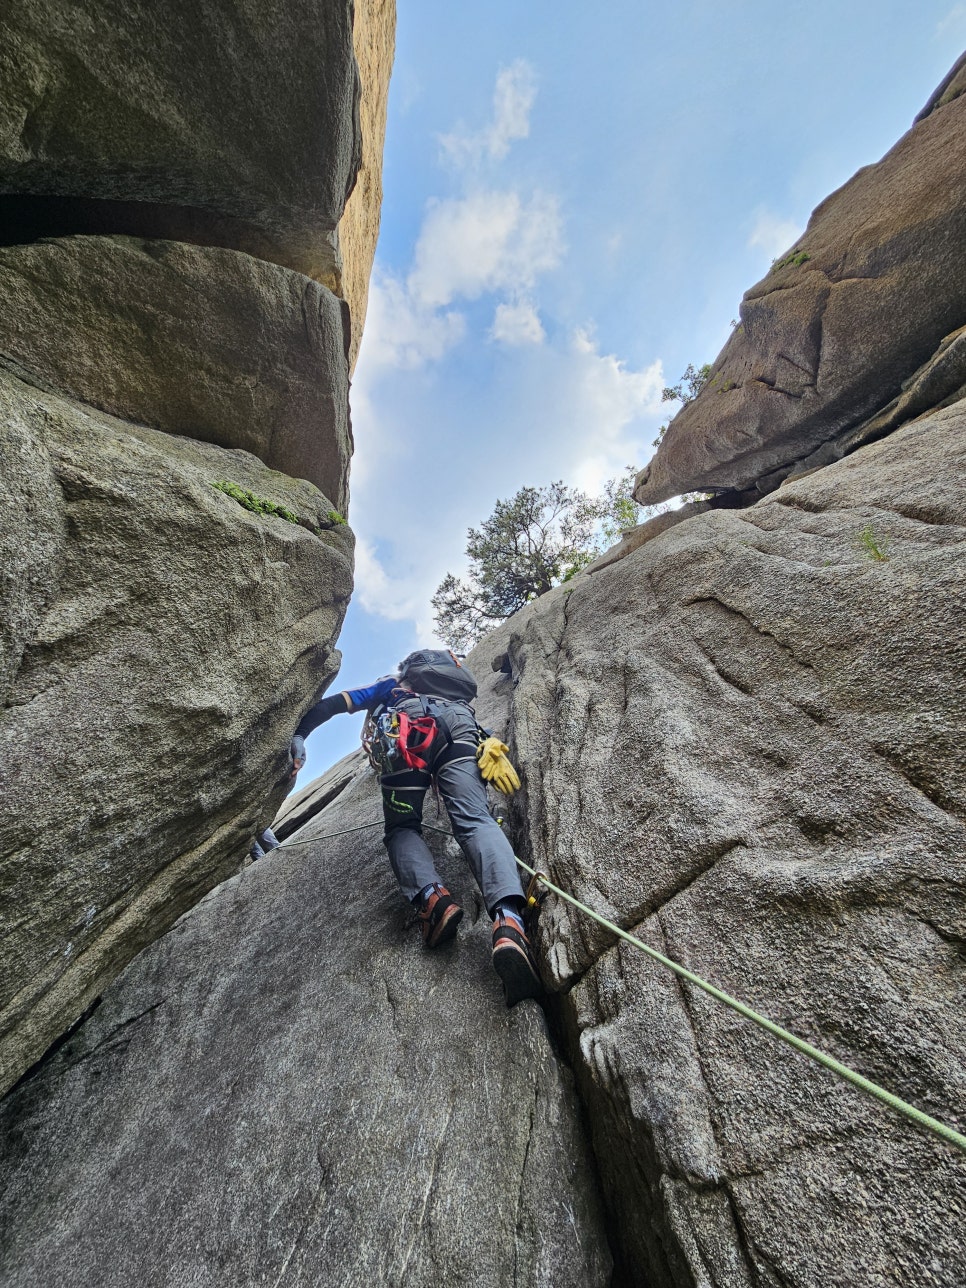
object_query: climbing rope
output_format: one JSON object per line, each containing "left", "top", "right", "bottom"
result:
{"left": 513, "top": 853, "right": 966, "bottom": 1157}
{"left": 270, "top": 817, "right": 966, "bottom": 1155}
{"left": 271, "top": 820, "right": 382, "bottom": 848}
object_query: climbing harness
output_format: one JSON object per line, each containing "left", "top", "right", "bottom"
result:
{"left": 398, "top": 710, "right": 437, "bottom": 771}
{"left": 271, "top": 817, "right": 966, "bottom": 1157}
{"left": 362, "top": 709, "right": 438, "bottom": 775}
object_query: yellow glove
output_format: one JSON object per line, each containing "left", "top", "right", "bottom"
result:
{"left": 477, "top": 736, "right": 521, "bottom": 795}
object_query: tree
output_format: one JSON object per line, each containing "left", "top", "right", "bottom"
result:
{"left": 432, "top": 472, "right": 648, "bottom": 650}
{"left": 661, "top": 361, "right": 712, "bottom": 406}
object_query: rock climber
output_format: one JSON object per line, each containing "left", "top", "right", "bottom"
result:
{"left": 289, "top": 649, "right": 543, "bottom": 1008}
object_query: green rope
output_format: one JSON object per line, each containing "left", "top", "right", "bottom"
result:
{"left": 513, "top": 854, "right": 966, "bottom": 1156}
{"left": 276, "top": 819, "right": 453, "bottom": 849}
{"left": 274, "top": 813, "right": 966, "bottom": 1154}
{"left": 275, "top": 821, "right": 383, "bottom": 848}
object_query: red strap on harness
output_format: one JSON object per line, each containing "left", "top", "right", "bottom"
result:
{"left": 397, "top": 711, "right": 438, "bottom": 772}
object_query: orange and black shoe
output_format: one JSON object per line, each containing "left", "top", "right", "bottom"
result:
{"left": 417, "top": 884, "right": 464, "bottom": 948}
{"left": 492, "top": 914, "right": 543, "bottom": 1007}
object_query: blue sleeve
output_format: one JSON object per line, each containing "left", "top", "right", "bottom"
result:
{"left": 346, "top": 676, "right": 400, "bottom": 711}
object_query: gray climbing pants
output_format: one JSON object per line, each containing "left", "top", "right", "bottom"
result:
{"left": 381, "top": 742, "right": 523, "bottom": 915}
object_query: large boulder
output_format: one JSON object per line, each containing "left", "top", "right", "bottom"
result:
{"left": 635, "top": 56, "right": 966, "bottom": 505}
{"left": 0, "top": 235, "right": 352, "bottom": 509}
{"left": 0, "top": 0, "right": 393, "bottom": 1103}
{"left": 474, "top": 402, "right": 966, "bottom": 1284}
{"left": 0, "top": 370, "right": 353, "bottom": 1095}
{"left": 0, "top": 0, "right": 361, "bottom": 283}
{"left": 0, "top": 754, "right": 612, "bottom": 1287}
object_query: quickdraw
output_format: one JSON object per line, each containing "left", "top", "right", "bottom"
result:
{"left": 524, "top": 868, "right": 549, "bottom": 912}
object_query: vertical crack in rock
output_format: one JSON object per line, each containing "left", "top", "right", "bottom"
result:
{"left": 396, "top": 1098, "right": 456, "bottom": 1283}
{"left": 654, "top": 907, "right": 758, "bottom": 1286}
{"left": 513, "top": 1093, "right": 537, "bottom": 1288}
{"left": 721, "top": 1184, "right": 797, "bottom": 1288}
{"left": 271, "top": 1158, "right": 331, "bottom": 1288}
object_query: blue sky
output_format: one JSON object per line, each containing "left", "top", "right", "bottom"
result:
{"left": 299, "top": 1, "right": 966, "bottom": 780}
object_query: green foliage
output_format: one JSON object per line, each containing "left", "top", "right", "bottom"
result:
{"left": 857, "top": 523, "right": 890, "bottom": 562}
{"left": 662, "top": 362, "right": 713, "bottom": 406}
{"left": 212, "top": 480, "right": 300, "bottom": 525}
{"left": 770, "top": 250, "right": 811, "bottom": 271}
{"left": 327, "top": 509, "right": 347, "bottom": 525}
{"left": 432, "top": 470, "right": 659, "bottom": 650}
{"left": 432, "top": 481, "right": 593, "bottom": 651}
{"left": 656, "top": 359, "right": 731, "bottom": 443}
{"left": 592, "top": 468, "right": 649, "bottom": 549}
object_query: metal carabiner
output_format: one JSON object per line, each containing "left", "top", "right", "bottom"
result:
{"left": 525, "top": 869, "right": 549, "bottom": 911}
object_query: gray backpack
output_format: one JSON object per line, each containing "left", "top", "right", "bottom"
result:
{"left": 399, "top": 649, "right": 478, "bottom": 703}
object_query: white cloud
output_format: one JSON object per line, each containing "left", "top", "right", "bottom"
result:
{"left": 408, "top": 189, "right": 563, "bottom": 308}
{"left": 361, "top": 189, "right": 563, "bottom": 371}
{"left": 748, "top": 209, "right": 804, "bottom": 262}
{"left": 353, "top": 537, "right": 395, "bottom": 616}
{"left": 353, "top": 536, "right": 450, "bottom": 646}
{"left": 361, "top": 269, "right": 467, "bottom": 370}
{"left": 439, "top": 60, "right": 537, "bottom": 168}
{"left": 490, "top": 299, "right": 545, "bottom": 345}
{"left": 562, "top": 329, "right": 665, "bottom": 492}
{"left": 350, "top": 323, "right": 669, "bottom": 640}
{"left": 355, "top": 60, "right": 564, "bottom": 374}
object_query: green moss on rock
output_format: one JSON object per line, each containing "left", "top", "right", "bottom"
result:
{"left": 211, "top": 480, "right": 300, "bottom": 525}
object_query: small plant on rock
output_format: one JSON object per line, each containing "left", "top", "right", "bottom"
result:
{"left": 211, "top": 480, "right": 300, "bottom": 525}
{"left": 857, "top": 523, "right": 890, "bottom": 562}
{"left": 770, "top": 249, "right": 811, "bottom": 272}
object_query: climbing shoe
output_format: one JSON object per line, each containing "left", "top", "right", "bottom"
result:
{"left": 417, "top": 885, "right": 464, "bottom": 949}
{"left": 492, "top": 915, "right": 543, "bottom": 1007}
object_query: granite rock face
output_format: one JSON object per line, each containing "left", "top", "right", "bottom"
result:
{"left": 0, "top": 369, "right": 352, "bottom": 1094}
{"left": 635, "top": 57, "right": 966, "bottom": 505}
{"left": 0, "top": 0, "right": 394, "bottom": 1095}
{"left": 0, "top": 0, "right": 361, "bottom": 282}
{"left": 0, "top": 235, "right": 352, "bottom": 507}
{"left": 340, "top": 0, "right": 396, "bottom": 370}
{"left": 0, "top": 756, "right": 612, "bottom": 1288}
{"left": 472, "top": 403, "right": 966, "bottom": 1285}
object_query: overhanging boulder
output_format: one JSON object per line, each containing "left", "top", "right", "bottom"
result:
{"left": 635, "top": 54, "right": 966, "bottom": 505}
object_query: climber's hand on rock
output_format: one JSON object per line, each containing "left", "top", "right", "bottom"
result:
{"left": 289, "top": 734, "right": 307, "bottom": 778}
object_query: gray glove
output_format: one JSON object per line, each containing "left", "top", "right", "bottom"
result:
{"left": 289, "top": 734, "right": 307, "bottom": 777}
